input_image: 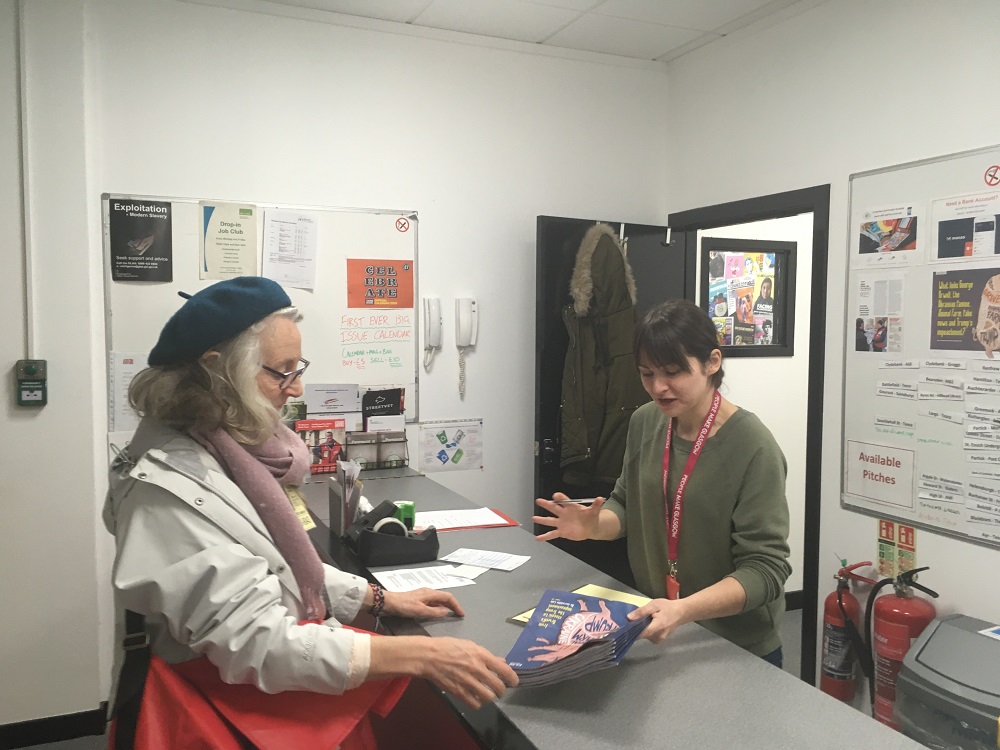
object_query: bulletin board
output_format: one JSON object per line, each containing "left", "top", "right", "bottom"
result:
{"left": 842, "top": 144, "right": 1000, "bottom": 550}
{"left": 102, "top": 194, "right": 420, "bottom": 432}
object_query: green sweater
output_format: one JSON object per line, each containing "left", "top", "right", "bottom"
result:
{"left": 603, "top": 401, "right": 791, "bottom": 656}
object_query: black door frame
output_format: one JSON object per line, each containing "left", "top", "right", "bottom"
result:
{"left": 668, "top": 184, "right": 830, "bottom": 686}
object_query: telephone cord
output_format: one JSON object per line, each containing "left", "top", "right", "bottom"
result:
{"left": 423, "top": 347, "right": 436, "bottom": 370}
{"left": 458, "top": 347, "right": 467, "bottom": 398}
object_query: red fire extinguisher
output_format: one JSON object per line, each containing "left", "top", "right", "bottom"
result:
{"left": 863, "top": 567, "right": 938, "bottom": 730}
{"left": 820, "top": 560, "right": 877, "bottom": 701}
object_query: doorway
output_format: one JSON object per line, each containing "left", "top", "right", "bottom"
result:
{"left": 533, "top": 216, "right": 693, "bottom": 584}
{"left": 668, "top": 185, "right": 831, "bottom": 684}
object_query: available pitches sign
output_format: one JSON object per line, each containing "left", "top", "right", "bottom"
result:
{"left": 845, "top": 440, "right": 915, "bottom": 508}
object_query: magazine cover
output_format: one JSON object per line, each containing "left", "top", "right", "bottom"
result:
{"left": 505, "top": 590, "right": 650, "bottom": 687}
{"left": 295, "top": 418, "right": 346, "bottom": 474}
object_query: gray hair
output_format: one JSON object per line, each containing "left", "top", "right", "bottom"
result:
{"left": 129, "top": 307, "right": 302, "bottom": 444}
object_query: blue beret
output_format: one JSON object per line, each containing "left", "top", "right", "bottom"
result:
{"left": 148, "top": 276, "right": 292, "bottom": 366}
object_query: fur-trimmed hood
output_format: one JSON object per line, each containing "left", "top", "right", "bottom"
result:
{"left": 569, "top": 223, "right": 638, "bottom": 317}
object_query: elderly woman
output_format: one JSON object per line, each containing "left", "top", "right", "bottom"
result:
{"left": 104, "top": 277, "right": 515, "bottom": 741}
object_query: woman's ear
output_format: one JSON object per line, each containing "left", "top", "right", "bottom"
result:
{"left": 201, "top": 350, "right": 220, "bottom": 365}
{"left": 707, "top": 348, "right": 722, "bottom": 375}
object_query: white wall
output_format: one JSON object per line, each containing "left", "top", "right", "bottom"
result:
{"left": 665, "top": 0, "right": 1000, "bottom": 678}
{"left": 701, "top": 214, "right": 814, "bottom": 592}
{"left": 1, "top": 0, "right": 104, "bottom": 724}
{"left": 2, "top": 0, "right": 670, "bottom": 724}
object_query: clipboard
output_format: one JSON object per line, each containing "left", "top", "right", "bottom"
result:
{"left": 412, "top": 507, "right": 518, "bottom": 532}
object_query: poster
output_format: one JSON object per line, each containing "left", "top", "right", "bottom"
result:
{"left": 854, "top": 205, "right": 920, "bottom": 268}
{"left": 703, "top": 242, "right": 790, "bottom": 351}
{"left": 929, "top": 265, "right": 1000, "bottom": 357}
{"left": 294, "top": 418, "right": 345, "bottom": 475}
{"left": 418, "top": 419, "right": 484, "bottom": 473}
{"left": 108, "top": 199, "right": 172, "bottom": 281}
{"left": 199, "top": 202, "right": 257, "bottom": 279}
{"left": 346, "top": 259, "right": 415, "bottom": 308}
{"left": 932, "top": 190, "right": 1000, "bottom": 261}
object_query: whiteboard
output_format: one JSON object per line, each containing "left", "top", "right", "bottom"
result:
{"left": 102, "top": 194, "right": 420, "bottom": 428}
{"left": 842, "top": 145, "right": 1000, "bottom": 549}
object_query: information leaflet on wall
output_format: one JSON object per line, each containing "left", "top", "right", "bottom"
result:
{"left": 262, "top": 210, "right": 318, "bottom": 290}
{"left": 199, "top": 202, "right": 257, "bottom": 279}
{"left": 108, "top": 350, "right": 147, "bottom": 433}
{"left": 418, "top": 419, "right": 484, "bottom": 472}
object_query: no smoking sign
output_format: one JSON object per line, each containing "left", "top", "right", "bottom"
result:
{"left": 395, "top": 217, "right": 410, "bottom": 232}
{"left": 986, "top": 165, "right": 1000, "bottom": 187}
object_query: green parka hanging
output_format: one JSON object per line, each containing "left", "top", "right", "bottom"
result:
{"left": 560, "top": 224, "right": 650, "bottom": 488}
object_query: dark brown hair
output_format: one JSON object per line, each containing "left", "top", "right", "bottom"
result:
{"left": 633, "top": 300, "right": 724, "bottom": 388}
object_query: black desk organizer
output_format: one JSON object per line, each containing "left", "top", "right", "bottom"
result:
{"left": 344, "top": 500, "right": 439, "bottom": 568}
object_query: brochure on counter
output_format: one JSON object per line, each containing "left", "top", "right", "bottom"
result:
{"left": 507, "top": 584, "right": 651, "bottom": 625}
{"left": 505, "top": 589, "right": 651, "bottom": 688}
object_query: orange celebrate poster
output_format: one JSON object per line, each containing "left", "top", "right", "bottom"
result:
{"left": 347, "top": 259, "right": 414, "bottom": 308}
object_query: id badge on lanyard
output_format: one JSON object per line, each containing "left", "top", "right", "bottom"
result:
{"left": 663, "top": 390, "right": 720, "bottom": 600}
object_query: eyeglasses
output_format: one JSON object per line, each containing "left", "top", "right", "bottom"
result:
{"left": 260, "top": 358, "right": 310, "bottom": 389}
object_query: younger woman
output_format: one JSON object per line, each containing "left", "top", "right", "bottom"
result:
{"left": 534, "top": 300, "right": 790, "bottom": 664}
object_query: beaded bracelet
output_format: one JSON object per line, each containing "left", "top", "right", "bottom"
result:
{"left": 368, "top": 582, "right": 386, "bottom": 619}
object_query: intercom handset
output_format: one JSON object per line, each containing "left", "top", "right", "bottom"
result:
{"left": 456, "top": 298, "right": 478, "bottom": 347}
{"left": 423, "top": 297, "right": 442, "bottom": 369}
{"left": 455, "top": 298, "right": 478, "bottom": 398}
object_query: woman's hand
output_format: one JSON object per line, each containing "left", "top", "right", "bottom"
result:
{"left": 532, "top": 494, "right": 606, "bottom": 542}
{"left": 383, "top": 588, "right": 465, "bottom": 620}
{"left": 627, "top": 598, "right": 688, "bottom": 644}
{"left": 370, "top": 635, "right": 518, "bottom": 711}
{"left": 419, "top": 637, "right": 519, "bottom": 710}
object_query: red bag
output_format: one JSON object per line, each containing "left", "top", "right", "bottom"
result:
{"left": 110, "top": 621, "right": 408, "bottom": 750}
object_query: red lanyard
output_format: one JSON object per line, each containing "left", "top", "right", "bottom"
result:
{"left": 662, "top": 389, "right": 721, "bottom": 600}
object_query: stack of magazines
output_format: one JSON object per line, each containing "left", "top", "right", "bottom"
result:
{"left": 505, "top": 589, "right": 651, "bottom": 687}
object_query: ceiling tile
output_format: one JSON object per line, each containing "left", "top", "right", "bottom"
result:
{"left": 519, "top": 0, "right": 604, "bottom": 10}
{"left": 592, "top": 0, "right": 777, "bottom": 32}
{"left": 413, "top": 0, "right": 580, "bottom": 43}
{"left": 545, "top": 13, "right": 702, "bottom": 59}
{"left": 264, "top": 0, "right": 434, "bottom": 24}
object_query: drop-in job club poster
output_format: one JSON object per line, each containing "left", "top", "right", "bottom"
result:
{"left": 108, "top": 199, "right": 173, "bottom": 281}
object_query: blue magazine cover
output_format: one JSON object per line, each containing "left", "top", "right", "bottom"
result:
{"left": 505, "top": 589, "right": 651, "bottom": 687}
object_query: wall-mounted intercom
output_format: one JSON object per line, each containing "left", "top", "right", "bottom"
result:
{"left": 423, "top": 297, "right": 442, "bottom": 369}
{"left": 455, "top": 298, "right": 478, "bottom": 398}
{"left": 455, "top": 298, "right": 478, "bottom": 347}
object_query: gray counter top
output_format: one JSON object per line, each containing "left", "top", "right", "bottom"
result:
{"left": 305, "top": 473, "right": 923, "bottom": 750}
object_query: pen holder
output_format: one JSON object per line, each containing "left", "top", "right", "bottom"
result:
{"left": 345, "top": 500, "right": 439, "bottom": 568}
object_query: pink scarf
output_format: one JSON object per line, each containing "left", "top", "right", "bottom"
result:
{"left": 192, "top": 425, "right": 328, "bottom": 619}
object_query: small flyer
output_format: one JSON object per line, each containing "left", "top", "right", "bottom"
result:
{"left": 853, "top": 205, "right": 920, "bottom": 268}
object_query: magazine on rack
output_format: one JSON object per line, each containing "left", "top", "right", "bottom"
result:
{"left": 505, "top": 589, "right": 651, "bottom": 688}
